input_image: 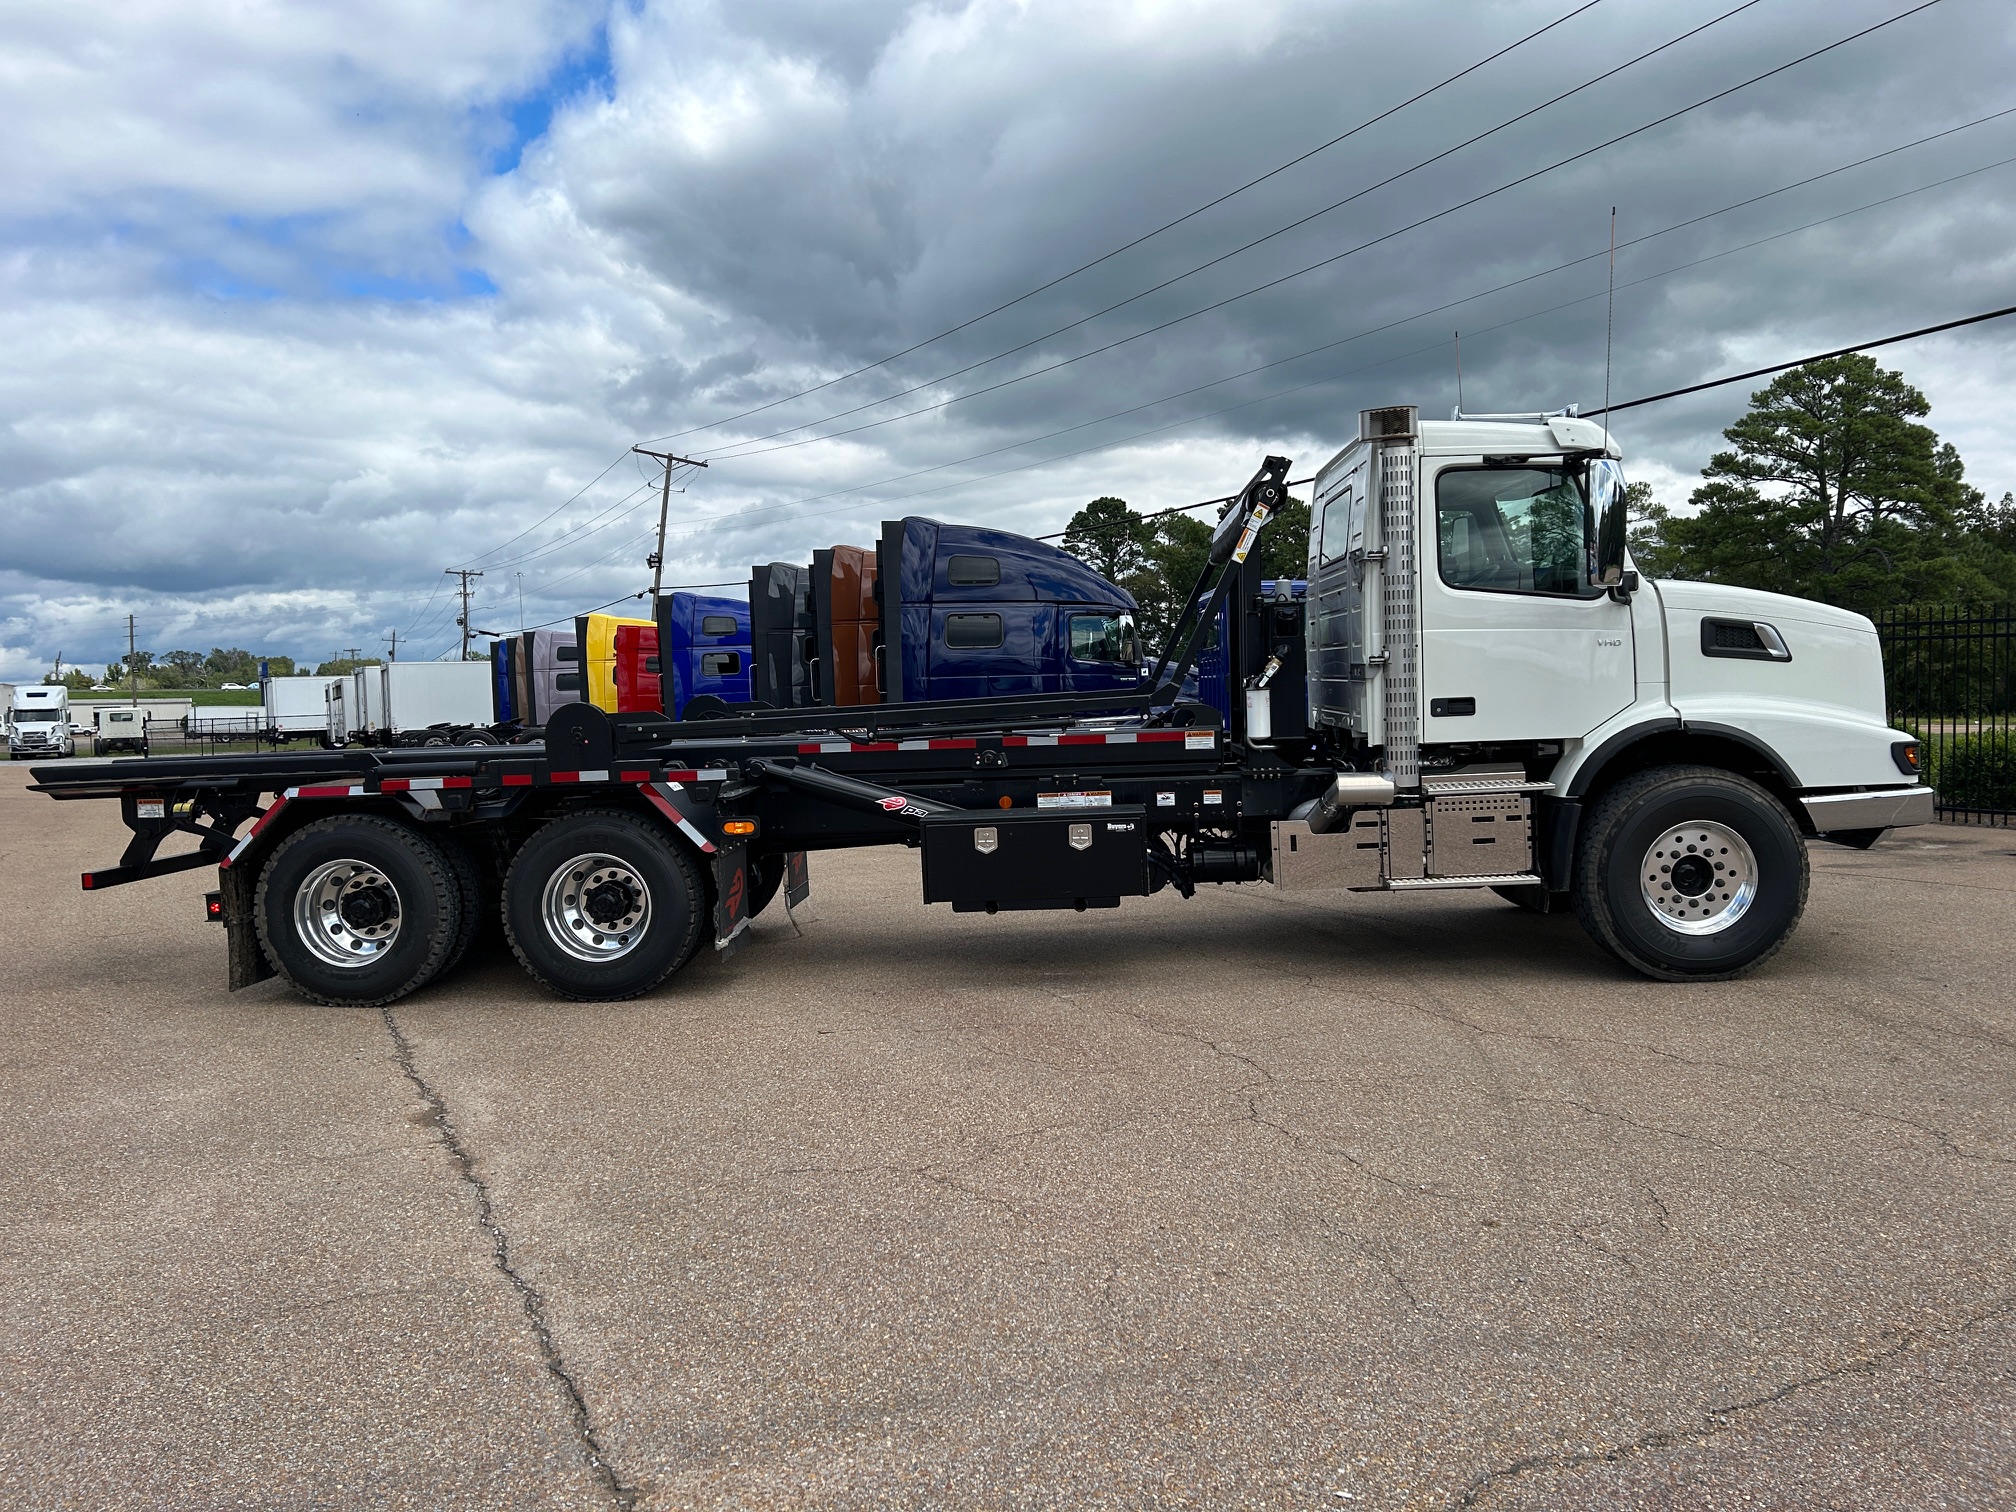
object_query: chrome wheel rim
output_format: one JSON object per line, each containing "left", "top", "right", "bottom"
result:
{"left": 541, "top": 852, "right": 651, "bottom": 962}
{"left": 1640, "top": 820, "right": 1757, "bottom": 935}
{"left": 293, "top": 859, "right": 403, "bottom": 968}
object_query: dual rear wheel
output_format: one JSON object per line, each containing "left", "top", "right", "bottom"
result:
{"left": 257, "top": 807, "right": 707, "bottom": 1006}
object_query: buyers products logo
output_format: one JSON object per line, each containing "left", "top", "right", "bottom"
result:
{"left": 878, "top": 795, "right": 907, "bottom": 811}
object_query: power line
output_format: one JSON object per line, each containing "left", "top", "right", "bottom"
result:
{"left": 1589, "top": 302, "right": 2016, "bottom": 415}
{"left": 641, "top": 0, "right": 1614, "bottom": 447}
{"left": 696, "top": 0, "right": 1772, "bottom": 462}
{"left": 451, "top": 448, "right": 634, "bottom": 570}
{"left": 514, "top": 580, "right": 746, "bottom": 633}
{"left": 629, "top": 111, "right": 2016, "bottom": 541}
{"left": 709, "top": 0, "right": 1947, "bottom": 468}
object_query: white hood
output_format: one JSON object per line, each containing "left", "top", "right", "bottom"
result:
{"left": 1649, "top": 579, "right": 1874, "bottom": 635}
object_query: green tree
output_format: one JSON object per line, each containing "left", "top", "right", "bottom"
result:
{"left": 315, "top": 656, "right": 383, "bottom": 677}
{"left": 1124, "top": 513, "right": 1213, "bottom": 652}
{"left": 157, "top": 649, "right": 209, "bottom": 686}
{"left": 262, "top": 654, "right": 297, "bottom": 678}
{"left": 205, "top": 647, "right": 260, "bottom": 684}
{"left": 1652, "top": 354, "right": 1989, "bottom": 611}
{"left": 1256, "top": 494, "right": 1310, "bottom": 582}
{"left": 105, "top": 650, "right": 154, "bottom": 686}
{"left": 1061, "top": 496, "right": 1154, "bottom": 583}
{"left": 1624, "top": 480, "right": 1677, "bottom": 578}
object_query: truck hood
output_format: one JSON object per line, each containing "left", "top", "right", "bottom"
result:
{"left": 1649, "top": 579, "right": 1874, "bottom": 635}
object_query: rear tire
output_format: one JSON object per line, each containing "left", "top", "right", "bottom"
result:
{"left": 1573, "top": 764, "right": 1808, "bottom": 981}
{"left": 501, "top": 808, "right": 705, "bottom": 1001}
{"left": 256, "top": 815, "right": 463, "bottom": 1006}
{"left": 435, "top": 833, "right": 490, "bottom": 977}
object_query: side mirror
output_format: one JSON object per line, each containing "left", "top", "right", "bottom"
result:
{"left": 1589, "top": 458, "right": 1628, "bottom": 591}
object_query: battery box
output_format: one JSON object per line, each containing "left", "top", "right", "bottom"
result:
{"left": 920, "top": 806, "right": 1149, "bottom": 912}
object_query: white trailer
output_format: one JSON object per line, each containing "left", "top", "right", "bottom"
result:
{"left": 262, "top": 675, "right": 341, "bottom": 740}
{"left": 329, "top": 662, "right": 494, "bottom": 746}
{"left": 380, "top": 662, "right": 494, "bottom": 743}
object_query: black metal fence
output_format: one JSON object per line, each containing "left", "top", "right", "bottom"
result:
{"left": 1875, "top": 607, "right": 2016, "bottom": 827}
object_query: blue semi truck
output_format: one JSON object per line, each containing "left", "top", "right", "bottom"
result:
{"left": 492, "top": 517, "right": 1149, "bottom": 728}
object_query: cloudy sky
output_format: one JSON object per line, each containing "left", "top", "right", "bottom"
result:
{"left": 3, "top": 0, "right": 2013, "bottom": 677}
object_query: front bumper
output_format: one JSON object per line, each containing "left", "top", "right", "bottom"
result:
{"left": 1801, "top": 786, "right": 1936, "bottom": 833}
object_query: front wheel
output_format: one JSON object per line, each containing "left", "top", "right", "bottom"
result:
{"left": 501, "top": 809, "right": 705, "bottom": 1000}
{"left": 1573, "top": 765, "right": 1809, "bottom": 981}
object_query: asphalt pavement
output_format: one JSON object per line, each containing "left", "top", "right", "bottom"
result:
{"left": 2, "top": 763, "right": 2012, "bottom": 1510}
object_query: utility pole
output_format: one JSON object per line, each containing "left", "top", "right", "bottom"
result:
{"left": 127, "top": 615, "right": 139, "bottom": 706}
{"left": 385, "top": 629, "right": 399, "bottom": 662}
{"left": 445, "top": 568, "right": 483, "bottom": 661}
{"left": 631, "top": 447, "right": 708, "bottom": 612}
{"left": 516, "top": 571, "right": 526, "bottom": 633}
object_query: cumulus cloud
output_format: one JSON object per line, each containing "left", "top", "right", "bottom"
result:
{"left": 3, "top": 0, "right": 2014, "bottom": 678}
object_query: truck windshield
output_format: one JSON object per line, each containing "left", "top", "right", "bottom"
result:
{"left": 13, "top": 708, "right": 61, "bottom": 722}
{"left": 1436, "top": 466, "right": 1601, "bottom": 597}
{"left": 1069, "top": 613, "right": 1142, "bottom": 665}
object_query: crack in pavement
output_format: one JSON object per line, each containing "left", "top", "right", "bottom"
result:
{"left": 1103, "top": 1004, "right": 1456, "bottom": 1200}
{"left": 1446, "top": 1288, "right": 2016, "bottom": 1509}
{"left": 380, "top": 1007, "right": 640, "bottom": 1511}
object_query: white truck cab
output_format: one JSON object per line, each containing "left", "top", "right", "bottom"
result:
{"left": 8, "top": 686, "right": 75, "bottom": 760}
{"left": 1298, "top": 405, "right": 1929, "bottom": 978}
{"left": 93, "top": 705, "right": 149, "bottom": 756}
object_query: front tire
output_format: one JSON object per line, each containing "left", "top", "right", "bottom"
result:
{"left": 256, "top": 815, "right": 463, "bottom": 1006}
{"left": 1573, "top": 765, "right": 1808, "bottom": 981}
{"left": 501, "top": 809, "right": 705, "bottom": 1001}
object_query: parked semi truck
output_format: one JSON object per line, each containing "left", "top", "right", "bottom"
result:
{"left": 747, "top": 522, "right": 1143, "bottom": 710}
{"left": 577, "top": 600, "right": 755, "bottom": 719}
{"left": 32, "top": 406, "right": 1933, "bottom": 1005}
{"left": 10, "top": 685, "right": 74, "bottom": 759}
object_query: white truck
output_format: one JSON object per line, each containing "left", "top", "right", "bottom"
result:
{"left": 9, "top": 685, "right": 75, "bottom": 760}
{"left": 261, "top": 674, "right": 342, "bottom": 744}
{"left": 327, "top": 661, "right": 496, "bottom": 747}
{"left": 32, "top": 404, "right": 1932, "bottom": 1006}
{"left": 93, "top": 705, "right": 149, "bottom": 756}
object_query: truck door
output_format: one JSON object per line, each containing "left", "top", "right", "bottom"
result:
{"left": 1420, "top": 459, "right": 1634, "bottom": 741}
{"left": 1308, "top": 450, "right": 1375, "bottom": 739}
{"left": 1061, "top": 605, "right": 1144, "bottom": 693}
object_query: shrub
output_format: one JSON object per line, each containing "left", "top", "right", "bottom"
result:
{"left": 1927, "top": 736, "right": 2016, "bottom": 812}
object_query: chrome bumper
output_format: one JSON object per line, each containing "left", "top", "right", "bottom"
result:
{"left": 1801, "top": 786, "right": 1936, "bottom": 832}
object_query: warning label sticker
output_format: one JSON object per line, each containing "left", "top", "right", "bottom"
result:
{"left": 1037, "top": 791, "right": 1113, "bottom": 809}
{"left": 1184, "top": 731, "right": 1215, "bottom": 750}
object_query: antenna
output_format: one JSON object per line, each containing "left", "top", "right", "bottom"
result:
{"left": 1603, "top": 205, "right": 1617, "bottom": 427}
{"left": 1454, "top": 330, "right": 1464, "bottom": 418}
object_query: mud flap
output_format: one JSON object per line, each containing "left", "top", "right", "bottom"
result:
{"left": 711, "top": 843, "right": 753, "bottom": 960}
{"left": 220, "top": 862, "right": 275, "bottom": 991}
{"left": 785, "top": 850, "right": 810, "bottom": 908}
